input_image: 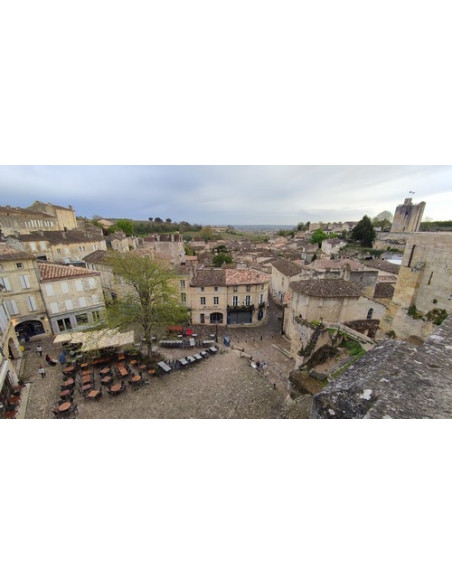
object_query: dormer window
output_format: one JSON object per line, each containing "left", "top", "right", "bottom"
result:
{"left": 16, "top": 262, "right": 23, "bottom": 268}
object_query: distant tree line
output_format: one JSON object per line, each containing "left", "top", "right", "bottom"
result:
{"left": 420, "top": 220, "right": 452, "bottom": 231}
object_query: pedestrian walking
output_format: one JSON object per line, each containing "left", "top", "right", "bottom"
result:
{"left": 38, "top": 365, "right": 46, "bottom": 378}
{"left": 36, "top": 344, "right": 43, "bottom": 357}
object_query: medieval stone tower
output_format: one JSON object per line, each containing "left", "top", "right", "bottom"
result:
{"left": 390, "top": 197, "right": 426, "bottom": 233}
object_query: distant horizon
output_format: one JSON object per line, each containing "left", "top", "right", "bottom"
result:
{"left": 1, "top": 165, "right": 451, "bottom": 224}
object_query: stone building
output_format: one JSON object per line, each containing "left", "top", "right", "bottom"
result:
{"left": 6, "top": 230, "right": 107, "bottom": 264}
{"left": 390, "top": 197, "right": 426, "bottom": 233}
{"left": 27, "top": 201, "right": 78, "bottom": 232}
{"left": 189, "top": 267, "right": 270, "bottom": 326}
{"left": 0, "top": 206, "right": 58, "bottom": 237}
{"left": 270, "top": 259, "right": 303, "bottom": 304}
{"left": 105, "top": 231, "right": 138, "bottom": 253}
{"left": 38, "top": 263, "right": 106, "bottom": 334}
{"left": 321, "top": 237, "right": 347, "bottom": 258}
{"left": 0, "top": 243, "right": 50, "bottom": 338}
{"left": 0, "top": 294, "right": 21, "bottom": 413}
{"left": 311, "top": 316, "right": 452, "bottom": 419}
{"left": 380, "top": 232, "right": 452, "bottom": 342}
{"left": 301, "top": 259, "right": 379, "bottom": 297}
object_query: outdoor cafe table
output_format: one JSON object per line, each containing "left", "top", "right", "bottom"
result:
{"left": 131, "top": 375, "right": 142, "bottom": 384}
{"left": 129, "top": 360, "right": 138, "bottom": 366}
{"left": 100, "top": 367, "right": 111, "bottom": 376}
{"left": 186, "top": 356, "right": 196, "bottom": 364}
{"left": 109, "top": 383, "right": 123, "bottom": 394}
{"left": 60, "top": 389, "right": 73, "bottom": 398}
{"left": 209, "top": 346, "right": 218, "bottom": 354}
{"left": 63, "top": 366, "right": 75, "bottom": 375}
{"left": 101, "top": 376, "right": 113, "bottom": 385}
{"left": 58, "top": 402, "right": 72, "bottom": 413}
{"left": 82, "top": 383, "right": 92, "bottom": 392}
{"left": 157, "top": 361, "right": 171, "bottom": 373}
{"left": 200, "top": 351, "right": 208, "bottom": 358}
{"left": 193, "top": 353, "right": 202, "bottom": 361}
{"left": 178, "top": 358, "right": 188, "bottom": 366}
{"left": 118, "top": 367, "right": 129, "bottom": 378}
{"left": 86, "top": 389, "right": 101, "bottom": 399}
{"left": 202, "top": 340, "right": 215, "bottom": 345}
{"left": 63, "top": 378, "right": 75, "bottom": 388}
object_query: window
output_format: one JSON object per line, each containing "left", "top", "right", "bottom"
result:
{"left": 367, "top": 308, "right": 374, "bottom": 320}
{"left": 5, "top": 299, "right": 19, "bottom": 315}
{"left": 79, "top": 297, "right": 87, "bottom": 308}
{"left": 200, "top": 287, "right": 204, "bottom": 292}
{"left": 213, "top": 297, "right": 219, "bottom": 305}
{"left": 39, "top": 242, "right": 47, "bottom": 251}
{"left": 50, "top": 302, "right": 59, "bottom": 314}
{"left": 200, "top": 313, "right": 205, "bottom": 324}
{"left": 232, "top": 296, "right": 238, "bottom": 306}
{"left": 259, "top": 293, "right": 264, "bottom": 304}
{"left": 61, "top": 281, "right": 69, "bottom": 293}
{"left": 214, "top": 286, "right": 218, "bottom": 291}
{"left": 16, "top": 262, "right": 23, "bottom": 268}
{"left": 57, "top": 317, "right": 72, "bottom": 332}
{"left": 88, "top": 278, "right": 96, "bottom": 289}
{"left": 200, "top": 297, "right": 206, "bottom": 305}
{"left": 181, "top": 293, "right": 186, "bottom": 303}
{"left": 26, "top": 296, "right": 38, "bottom": 311}
{"left": 407, "top": 245, "right": 416, "bottom": 268}
{"left": 45, "top": 283, "right": 55, "bottom": 296}
{"left": 92, "top": 311, "right": 101, "bottom": 322}
{"left": 0, "top": 277, "right": 12, "bottom": 291}
{"left": 19, "top": 275, "right": 31, "bottom": 289}
{"left": 75, "top": 279, "right": 83, "bottom": 291}
{"left": 92, "top": 295, "right": 99, "bottom": 304}
{"left": 245, "top": 295, "right": 252, "bottom": 306}
{"left": 30, "top": 242, "right": 37, "bottom": 251}
{"left": 261, "top": 284, "right": 264, "bottom": 290}
{"left": 65, "top": 299, "right": 74, "bottom": 310}
{"left": 76, "top": 313, "right": 89, "bottom": 325}
{"left": 246, "top": 285, "right": 251, "bottom": 291}
{"left": 233, "top": 286, "right": 238, "bottom": 292}
{"left": 180, "top": 280, "right": 186, "bottom": 288}
{"left": 57, "top": 248, "right": 61, "bottom": 254}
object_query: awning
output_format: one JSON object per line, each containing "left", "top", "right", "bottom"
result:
{"left": 53, "top": 329, "right": 134, "bottom": 352}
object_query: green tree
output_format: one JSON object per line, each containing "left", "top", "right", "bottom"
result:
{"left": 310, "top": 228, "right": 328, "bottom": 247}
{"left": 104, "top": 252, "right": 189, "bottom": 359}
{"left": 351, "top": 215, "right": 376, "bottom": 247}
{"left": 111, "top": 219, "right": 134, "bottom": 236}
{"left": 200, "top": 225, "right": 215, "bottom": 241}
{"left": 213, "top": 252, "right": 233, "bottom": 267}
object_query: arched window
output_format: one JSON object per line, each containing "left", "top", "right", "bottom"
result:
{"left": 367, "top": 308, "right": 373, "bottom": 320}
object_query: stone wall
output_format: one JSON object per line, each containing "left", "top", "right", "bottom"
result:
{"left": 390, "top": 198, "right": 426, "bottom": 233}
{"left": 310, "top": 316, "right": 452, "bottom": 418}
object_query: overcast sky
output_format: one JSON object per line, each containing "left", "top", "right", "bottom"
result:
{"left": 0, "top": 165, "right": 450, "bottom": 226}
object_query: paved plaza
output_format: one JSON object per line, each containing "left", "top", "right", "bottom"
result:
{"left": 16, "top": 300, "right": 311, "bottom": 419}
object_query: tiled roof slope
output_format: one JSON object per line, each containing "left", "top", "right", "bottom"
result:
{"left": 38, "top": 263, "right": 100, "bottom": 281}
{"left": 83, "top": 250, "right": 109, "bottom": 263}
{"left": 0, "top": 243, "right": 36, "bottom": 261}
{"left": 191, "top": 268, "right": 270, "bottom": 287}
{"left": 0, "top": 206, "right": 52, "bottom": 218}
{"left": 291, "top": 279, "right": 361, "bottom": 297}
{"left": 15, "top": 230, "right": 105, "bottom": 243}
{"left": 308, "top": 259, "right": 378, "bottom": 272}
{"left": 363, "top": 259, "right": 400, "bottom": 275}
{"left": 271, "top": 258, "right": 302, "bottom": 277}
{"left": 374, "top": 282, "right": 395, "bottom": 298}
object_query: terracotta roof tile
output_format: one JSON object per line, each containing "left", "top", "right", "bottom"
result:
{"left": 38, "top": 263, "right": 100, "bottom": 281}
{"left": 0, "top": 243, "right": 36, "bottom": 261}
{"left": 271, "top": 258, "right": 302, "bottom": 277}
{"left": 290, "top": 279, "right": 361, "bottom": 297}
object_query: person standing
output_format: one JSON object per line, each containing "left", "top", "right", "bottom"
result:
{"left": 36, "top": 344, "right": 43, "bottom": 357}
{"left": 38, "top": 365, "right": 46, "bottom": 378}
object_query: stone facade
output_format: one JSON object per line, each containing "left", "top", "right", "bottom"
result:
{"left": 390, "top": 197, "right": 426, "bottom": 233}
{"left": 311, "top": 316, "right": 452, "bottom": 418}
{"left": 189, "top": 267, "right": 270, "bottom": 326}
{"left": 380, "top": 232, "right": 452, "bottom": 342}
{"left": 0, "top": 296, "right": 21, "bottom": 410}
{"left": 0, "top": 206, "right": 57, "bottom": 236}
{"left": 27, "top": 201, "right": 78, "bottom": 231}
{"left": 6, "top": 230, "right": 107, "bottom": 264}
{"left": 0, "top": 244, "right": 50, "bottom": 337}
{"left": 270, "top": 259, "right": 303, "bottom": 304}
{"left": 38, "top": 263, "right": 106, "bottom": 334}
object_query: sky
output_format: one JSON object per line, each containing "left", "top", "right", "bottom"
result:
{"left": 0, "top": 165, "right": 450, "bottom": 226}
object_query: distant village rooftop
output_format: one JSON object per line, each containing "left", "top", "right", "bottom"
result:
{"left": 38, "top": 263, "right": 100, "bottom": 281}
{"left": 0, "top": 242, "right": 36, "bottom": 261}
{"left": 290, "top": 279, "right": 362, "bottom": 298}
